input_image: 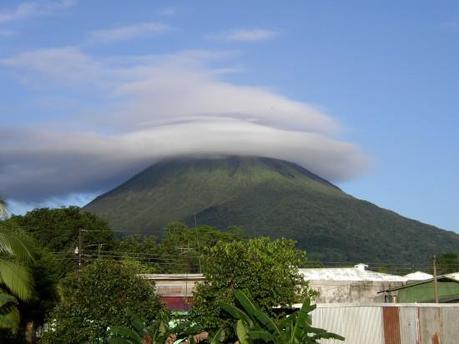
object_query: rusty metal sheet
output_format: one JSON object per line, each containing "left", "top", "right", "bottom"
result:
{"left": 418, "top": 307, "right": 442, "bottom": 344}
{"left": 383, "top": 307, "right": 401, "bottom": 344}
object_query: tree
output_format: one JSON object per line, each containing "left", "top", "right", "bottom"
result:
{"left": 115, "top": 234, "right": 161, "bottom": 274}
{"left": 7, "top": 207, "right": 114, "bottom": 274}
{"left": 0, "top": 222, "right": 34, "bottom": 333}
{"left": 158, "top": 222, "right": 244, "bottom": 273}
{"left": 221, "top": 290, "right": 344, "bottom": 344}
{"left": 437, "top": 253, "right": 459, "bottom": 275}
{"left": 107, "top": 310, "right": 171, "bottom": 344}
{"left": 190, "top": 237, "right": 314, "bottom": 333}
{"left": 41, "top": 259, "right": 164, "bottom": 343}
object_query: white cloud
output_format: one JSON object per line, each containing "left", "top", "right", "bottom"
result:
{"left": 213, "top": 28, "right": 279, "bottom": 42}
{"left": 0, "top": 47, "right": 103, "bottom": 84}
{"left": 89, "top": 22, "right": 172, "bottom": 43}
{"left": 0, "top": 47, "right": 368, "bottom": 202}
{"left": 0, "top": 0, "right": 75, "bottom": 23}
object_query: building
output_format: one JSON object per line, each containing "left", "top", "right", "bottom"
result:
{"left": 299, "top": 264, "right": 407, "bottom": 303}
{"left": 141, "top": 264, "right": 438, "bottom": 309}
{"left": 381, "top": 274, "right": 459, "bottom": 303}
{"left": 403, "top": 271, "right": 433, "bottom": 281}
{"left": 140, "top": 273, "right": 204, "bottom": 310}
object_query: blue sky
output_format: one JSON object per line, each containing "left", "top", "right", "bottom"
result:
{"left": 1, "top": 0, "right": 458, "bottom": 232}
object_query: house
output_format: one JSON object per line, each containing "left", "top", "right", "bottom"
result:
{"left": 141, "top": 264, "right": 430, "bottom": 310}
{"left": 299, "top": 263, "right": 407, "bottom": 303}
{"left": 381, "top": 273, "right": 459, "bottom": 303}
{"left": 140, "top": 273, "right": 204, "bottom": 310}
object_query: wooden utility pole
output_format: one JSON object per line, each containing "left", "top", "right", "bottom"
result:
{"left": 433, "top": 255, "right": 439, "bottom": 303}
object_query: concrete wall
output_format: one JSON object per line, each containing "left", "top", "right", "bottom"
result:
{"left": 140, "top": 273, "right": 204, "bottom": 309}
{"left": 310, "top": 280, "right": 404, "bottom": 303}
{"left": 141, "top": 274, "right": 405, "bottom": 304}
{"left": 141, "top": 273, "right": 204, "bottom": 297}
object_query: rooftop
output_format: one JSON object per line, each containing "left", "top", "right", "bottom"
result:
{"left": 404, "top": 271, "right": 433, "bottom": 281}
{"left": 300, "top": 263, "right": 407, "bottom": 282}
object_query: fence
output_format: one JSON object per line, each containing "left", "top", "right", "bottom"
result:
{"left": 312, "top": 303, "right": 459, "bottom": 344}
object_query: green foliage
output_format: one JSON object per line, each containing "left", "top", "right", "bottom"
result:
{"left": 0, "top": 226, "right": 34, "bottom": 301}
{"left": 7, "top": 207, "right": 114, "bottom": 274}
{"left": 221, "top": 290, "right": 344, "bottom": 344}
{"left": 18, "top": 245, "right": 60, "bottom": 329}
{"left": 437, "top": 253, "right": 459, "bottom": 275}
{"left": 115, "top": 234, "right": 161, "bottom": 273}
{"left": 85, "top": 156, "right": 459, "bottom": 265}
{"left": 190, "top": 237, "right": 313, "bottom": 333}
{"left": 114, "top": 222, "right": 243, "bottom": 274}
{"left": 0, "top": 293, "right": 19, "bottom": 331}
{"left": 107, "top": 310, "right": 172, "bottom": 344}
{"left": 41, "top": 259, "right": 164, "bottom": 343}
{"left": 158, "top": 222, "right": 243, "bottom": 273}
{"left": 0, "top": 222, "right": 34, "bottom": 333}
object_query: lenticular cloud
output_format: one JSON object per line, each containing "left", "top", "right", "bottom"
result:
{"left": 0, "top": 48, "right": 368, "bottom": 203}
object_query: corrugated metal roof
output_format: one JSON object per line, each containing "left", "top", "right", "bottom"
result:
{"left": 445, "top": 272, "right": 459, "bottom": 281}
{"left": 404, "top": 271, "right": 433, "bottom": 281}
{"left": 300, "top": 263, "right": 407, "bottom": 282}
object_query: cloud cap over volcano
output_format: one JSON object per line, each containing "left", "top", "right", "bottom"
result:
{"left": 1, "top": 48, "right": 368, "bottom": 203}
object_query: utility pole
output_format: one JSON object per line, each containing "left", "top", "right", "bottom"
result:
{"left": 433, "top": 255, "right": 439, "bottom": 303}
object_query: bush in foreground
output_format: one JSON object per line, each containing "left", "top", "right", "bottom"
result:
{"left": 42, "top": 260, "right": 164, "bottom": 343}
{"left": 190, "top": 237, "right": 315, "bottom": 333}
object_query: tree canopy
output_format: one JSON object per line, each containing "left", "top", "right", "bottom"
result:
{"left": 437, "top": 253, "right": 459, "bottom": 275}
{"left": 112, "top": 222, "right": 244, "bottom": 274}
{"left": 190, "top": 237, "right": 313, "bottom": 333}
{"left": 7, "top": 207, "right": 114, "bottom": 275}
{"left": 0, "top": 222, "right": 34, "bottom": 334}
{"left": 42, "top": 259, "right": 164, "bottom": 343}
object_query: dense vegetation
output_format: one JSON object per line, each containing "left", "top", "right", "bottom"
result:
{"left": 0, "top": 206, "right": 324, "bottom": 342}
{"left": 0, "top": 223, "right": 34, "bottom": 333}
{"left": 41, "top": 260, "right": 163, "bottom": 343}
{"left": 220, "top": 290, "right": 344, "bottom": 343}
{"left": 85, "top": 156, "right": 459, "bottom": 265}
{"left": 9, "top": 207, "right": 114, "bottom": 275}
{"left": 1, "top": 203, "right": 455, "bottom": 342}
{"left": 191, "top": 237, "right": 314, "bottom": 333}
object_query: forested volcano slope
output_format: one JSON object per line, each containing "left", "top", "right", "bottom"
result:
{"left": 85, "top": 156, "right": 459, "bottom": 264}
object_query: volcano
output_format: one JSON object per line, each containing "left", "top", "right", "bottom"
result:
{"left": 85, "top": 156, "right": 459, "bottom": 264}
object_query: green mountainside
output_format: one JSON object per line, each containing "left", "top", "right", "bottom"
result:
{"left": 84, "top": 156, "right": 459, "bottom": 264}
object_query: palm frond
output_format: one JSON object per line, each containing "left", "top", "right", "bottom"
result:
{"left": 0, "top": 307, "right": 19, "bottom": 330}
{"left": 0, "top": 260, "right": 33, "bottom": 300}
{"left": 0, "top": 229, "right": 34, "bottom": 262}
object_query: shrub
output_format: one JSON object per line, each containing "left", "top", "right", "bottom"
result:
{"left": 42, "top": 260, "right": 164, "bottom": 343}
